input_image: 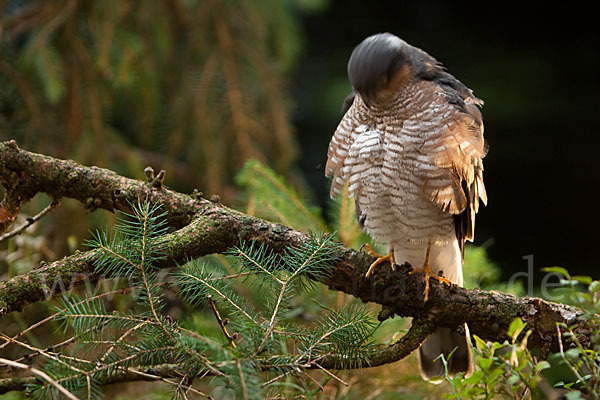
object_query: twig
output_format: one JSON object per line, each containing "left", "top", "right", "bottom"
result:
{"left": 256, "top": 239, "right": 329, "bottom": 355}
{"left": 0, "top": 334, "right": 92, "bottom": 375}
{"left": 99, "top": 321, "right": 150, "bottom": 363}
{"left": 124, "top": 368, "right": 212, "bottom": 399}
{"left": 0, "top": 363, "right": 212, "bottom": 398}
{"left": 0, "top": 357, "right": 79, "bottom": 400}
{"left": 0, "top": 198, "right": 61, "bottom": 243}
{"left": 180, "top": 272, "right": 258, "bottom": 325}
{"left": 234, "top": 248, "right": 284, "bottom": 284}
{"left": 0, "top": 283, "right": 137, "bottom": 354}
{"left": 207, "top": 295, "right": 237, "bottom": 348}
{"left": 237, "top": 359, "right": 249, "bottom": 400}
{"left": 261, "top": 371, "right": 290, "bottom": 388}
{"left": 295, "top": 319, "right": 359, "bottom": 364}
{"left": 174, "top": 374, "right": 189, "bottom": 399}
{"left": 556, "top": 323, "right": 594, "bottom": 396}
{"left": 314, "top": 363, "right": 348, "bottom": 386}
{"left": 302, "top": 370, "right": 324, "bottom": 391}
{"left": 207, "top": 271, "right": 254, "bottom": 281}
{"left": 137, "top": 205, "right": 172, "bottom": 342}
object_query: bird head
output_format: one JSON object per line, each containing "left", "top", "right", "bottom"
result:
{"left": 347, "top": 33, "right": 414, "bottom": 108}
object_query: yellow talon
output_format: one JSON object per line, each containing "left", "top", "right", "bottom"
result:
{"left": 409, "top": 242, "right": 451, "bottom": 302}
{"left": 361, "top": 244, "right": 395, "bottom": 278}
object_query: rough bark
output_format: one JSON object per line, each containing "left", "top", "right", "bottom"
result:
{"left": 0, "top": 140, "right": 593, "bottom": 359}
{"left": 0, "top": 140, "right": 202, "bottom": 232}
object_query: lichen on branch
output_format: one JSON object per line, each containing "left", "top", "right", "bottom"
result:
{"left": 0, "top": 140, "right": 593, "bottom": 360}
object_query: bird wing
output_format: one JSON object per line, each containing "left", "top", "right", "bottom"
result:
{"left": 417, "top": 83, "right": 487, "bottom": 253}
{"left": 344, "top": 128, "right": 384, "bottom": 229}
{"left": 325, "top": 95, "right": 368, "bottom": 197}
{"left": 325, "top": 96, "right": 383, "bottom": 229}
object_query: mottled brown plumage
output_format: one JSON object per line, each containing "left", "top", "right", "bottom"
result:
{"left": 326, "top": 33, "right": 487, "bottom": 382}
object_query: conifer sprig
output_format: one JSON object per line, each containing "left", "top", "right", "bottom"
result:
{"left": 20, "top": 200, "right": 378, "bottom": 399}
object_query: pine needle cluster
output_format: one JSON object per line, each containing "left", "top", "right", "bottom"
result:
{"left": 25, "top": 200, "right": 377, "bottom": 399}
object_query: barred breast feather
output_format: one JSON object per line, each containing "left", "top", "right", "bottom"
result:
{"left": 326, "top": 78, "right": 487, "bottom": 256}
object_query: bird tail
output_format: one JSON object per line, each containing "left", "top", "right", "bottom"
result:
{"left": 415, "top": 240, "right": 473, "bottom": 382}
{"left": 418, "top": 324, "right": 473, "bottom": 382}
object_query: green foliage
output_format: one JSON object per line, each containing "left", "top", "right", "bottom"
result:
{"left": 236, "top": 159, "right": 375, "bottom": 257}
{"left": 233, "top": 163, "right": 599, "bottom": 398}
{"left": 0, "top": 0, "right": 311, "bottom": 196}
{"left": 463, "top": 242, "right": 523, "bottom": 296}
{"left": 300, "top": 303, "right": 378, "bottom": 369}
{"left": 25, "top": 199, "right": 376, "bottom": 399}
{"left": 542, "top": 268, "right": 600, "bottom": 397}
{"left": 1, "top": 0, "right": 325, "bottom": 287}
{"left": 87, "top": 201, "right": 169, "bottom": 279}
{"left": 236, "top": 159, "right": 327, "bottom": 233}
{"left": 442, "top": 318, "right": 549, "bottom": 399}
{"left": 441, "top": 270, "right": 600, "bottom": 399}
{"left": 541, "top": 266, "right": 600, "bottom": 311}
{"left": 4, "top": 160, "right": 594, "bottom": 399}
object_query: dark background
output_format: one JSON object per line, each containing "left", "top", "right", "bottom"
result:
{"left": 292, "top": 2, "right": 600, "bottom": 280}
{"left": 1, "top": 1, "right": 598, "bottom": 282}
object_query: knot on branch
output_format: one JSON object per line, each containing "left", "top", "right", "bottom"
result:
{"left": 144, "top": 166, "right": 166, "bottom": 189}
{"left": 191, "top": 189, "right": 204, "bottom": 201}
{"left": 6, "top": 140, "right": 18, "bottom": 150}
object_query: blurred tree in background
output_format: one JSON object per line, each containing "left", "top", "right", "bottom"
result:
{"left": 0, "top": 0, "right": 319, "bottom": 195}
{"left": 1, "top": 0, "right": 327, "bottom": 259}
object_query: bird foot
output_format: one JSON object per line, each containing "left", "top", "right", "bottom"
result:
{"left": 360, "top": 244, "right": 395, "bottom": 278}
{"left": 408, "top": 245, "right": 451, "bottom": 302}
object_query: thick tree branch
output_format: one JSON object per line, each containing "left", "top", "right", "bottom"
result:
{"left": 0, "top": 141, "right": 593, "bottom": 360}
{"left": 0, "top": 140, "right": 203, "bottom": 232}
{"left": 318, "top": 318, "right": 438, "bottom": 369}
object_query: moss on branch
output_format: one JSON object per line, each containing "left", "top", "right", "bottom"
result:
{"left": 0, "top": 141, "right": 592, "bottom": 359}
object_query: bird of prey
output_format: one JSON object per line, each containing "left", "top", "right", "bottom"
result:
{"left": 325, "top": 33, "right": 487, "bottom": 381}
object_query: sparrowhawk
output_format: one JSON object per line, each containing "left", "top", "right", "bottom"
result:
{"left": 325, "top": 33, "right": 487, "bottom": 381}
